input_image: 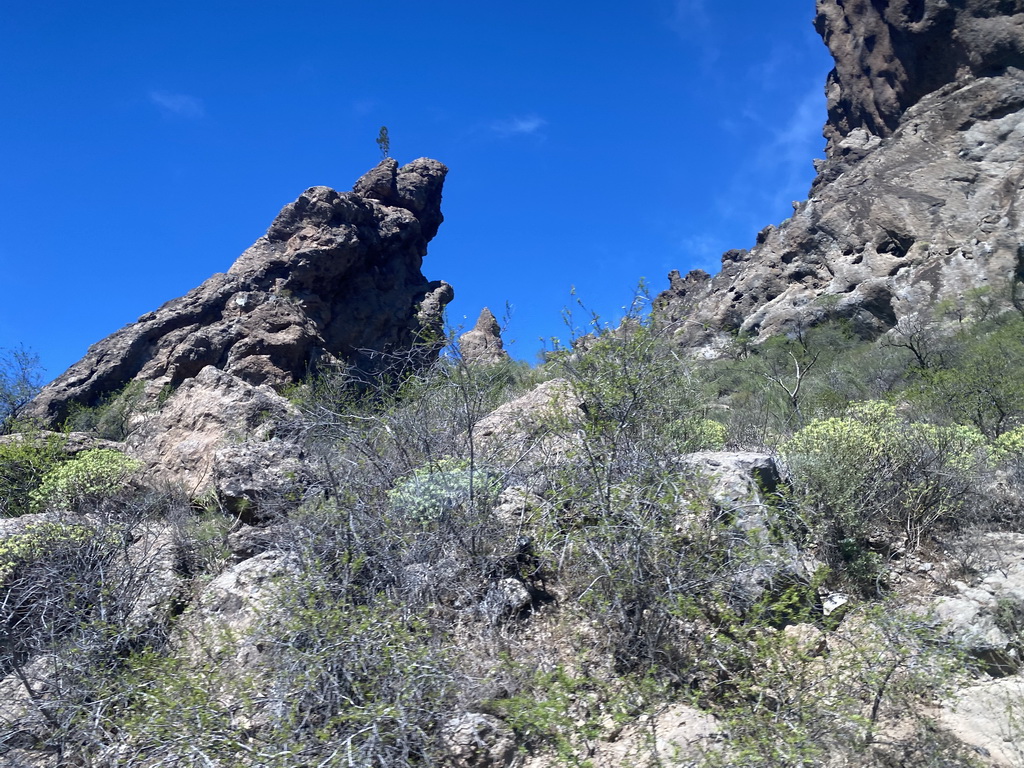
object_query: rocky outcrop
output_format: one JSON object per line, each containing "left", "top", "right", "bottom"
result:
{"left": 25, "top": 158, "right": 453, "bottom": 424}
{"left": 459, "top": 307, "right": 510, "bottom": 365}
{"left": 440, "top": 713, "right": 517, "bottom": 768}
{"left": 815, "top": 0, "right": 1024, "bottom": 151}
{"left": 654, "top": 0, "right": 1024, "bottom": 354}
{"left": 928, "top": 532, "right": 1024, "bottom": 675}
{"left": 473, "top": 378, "right": 586, "bottom": 462}
{"left": 124, "top": 366, "right": 307, "bottom": 513}
{"left": 939, "top": 676, "right": 1024, "bottom": 767}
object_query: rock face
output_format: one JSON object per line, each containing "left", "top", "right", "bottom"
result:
{"left": 928, "top": 532, "right": 1024, "bottom": 675}
{"left": 458, "top": 307, "right": 510, "bottom": 365}
{"left": 815, "top": 0, "right": 1024, "bottom": 150}
{"left": 25, "top": 158, "right": 453, "bottom": 424}
{"left": 124, "top": 365, "right": 307, "bottom": 513}
{"left": 654, "top": 0, "right": 1024, "bottom": 353}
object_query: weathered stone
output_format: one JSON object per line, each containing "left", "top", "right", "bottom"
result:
{"left": 654, "top": 2, "right": 1024, "bottom": 356}
{"left": 124, "top": 365, "right": 304, "bottom": 509}
{"left": 25, "top": 158, "right": 453, "bottom": 425}
{"left": 813, "top": 0, "right": 1024, "bottom": 151}
{"left": 440, "top": 712, "right": 517, "bottom": 768}
{"left": 680, "top": 451, "right": 781, "bottom": 532}
{"left": 185, "top": 551, "right": 299, "bottom": 664}
{"left": 938, "top": 676, "right": 1024, "bottom": 768}
{"left": 681, "top": 451, "right": 814, "bottom": 610}
{"left": 927, "top": 532, "right": 1024, "bottom": 675}
{"left": 474, "top": 378, "right": 585, "bottom": 462}
{"left": 459, "top": 307, "right": 510, "bottom": 365}
{"left": 227, "top": 523, "right": 284, "bottom": 562}
{"left": 481, "top": 577, "right": 533, "bottom": 623}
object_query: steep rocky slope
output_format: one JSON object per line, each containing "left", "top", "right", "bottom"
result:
{"left": 654, "top": 0, "right": 1024, "bottom": 353}
{"left": 24, "top": 158, "right": 453, "bottom": 424}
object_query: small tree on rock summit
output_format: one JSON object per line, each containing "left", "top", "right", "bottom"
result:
{"left": 376, "top": 126, "right": 390, "bottom": 160}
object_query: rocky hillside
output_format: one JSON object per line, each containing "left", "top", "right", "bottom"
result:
{"left": 654, "top": 0, "right": 1024, "bottom": 354}
{"left": 4, "top": 2, "right": 1024, "bottom": 768}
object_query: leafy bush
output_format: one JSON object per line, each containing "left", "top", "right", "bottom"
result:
{"left": 0, "top": 427, "right": 67, "bottom": 516}
{"left": 0, "top": 345, "right": 44, "bottom": 432}
{"left": 701, "top": 605, "right": 974, "bottom": 767}
{"left": 30, "top": 448, "right": 142, "bottom": 512}
{"left": 388, "top": 457, "right": 503, "bottom": 524}
{"left": 0, "top": 520, "right": 94, "bottom": 585}
{"left": 62, "top": 379, "right": 161, "bottom": 440}
{"left": 994, "top": 425, "right": 1024, "bottom": 461}
{"left": 911, "top": 315, "right": 1024, "bottom": 437}
{"left": 783, "top": 401, "right": 988, "bottom": 589}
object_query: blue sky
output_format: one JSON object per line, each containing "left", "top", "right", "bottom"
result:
{"left": 1, "top": 1, "right": 833, "bottom": 382}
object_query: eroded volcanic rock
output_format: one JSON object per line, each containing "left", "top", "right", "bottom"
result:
{"left": 654, "top": 0, "right": 1024, "bottom": 353}
{"left": 26, "top": 158, "right": 454, "bottom": 424}
{"left": 458, "top": 307, "right": 510, "bottom": 365}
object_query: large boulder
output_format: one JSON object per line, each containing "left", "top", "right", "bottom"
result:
{"left": 938, "top": 676, "right": 1024, "bottom": 768}
{"left": 25, "top": 158, "right": 454, "bottom": 425}
{"left": 124, "top": 365, "right": 306, "bottom": 511}
{"left": 654, "top": 1, "right": 1024, "bottom": 354}
{"left": 473, "top": 378, "right": 586, "bottom": 462}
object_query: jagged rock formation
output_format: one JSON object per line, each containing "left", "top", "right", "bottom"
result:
{"left": 458, "top": 307, "right": 510, "bottom": 365}
{"left": 25, "top": 158, "right": 453, "bottom": 424}
{"left": 654, "top": 0, "right": 1024, "bottom": 353}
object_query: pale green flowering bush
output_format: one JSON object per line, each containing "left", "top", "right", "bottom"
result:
{"left": 665, "top": 417, "right": 727, "bottom": 452}
{"left": 0, "top": 427, "right": 67, "bottom": 516}
{"left": 0, "top": 521, "right": 94, "bottom": 583}
{"left": 994, "top": 425, "right": 1024, "bottom": 462}
{"left": 31, "top": 448, "right": 142, "bottom": 511}
{"left": 783, "top": 401, "right": 988, "bottom": 588}
{"left": 388, "top": 458, "right": 502, "bottom": 524}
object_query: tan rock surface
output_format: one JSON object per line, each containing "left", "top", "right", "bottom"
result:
{"left": 459, "top": 307, "right": 511, "bottom": 366}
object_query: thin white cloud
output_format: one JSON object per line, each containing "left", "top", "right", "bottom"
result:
{"left": 671, "top": 0, "right": 710, "bottom": 32}
{"left": 708, "top": 80, "right": 827, "bottom": 236}
{"left": 668, "top": 0, "right": 719, "bottom": 68}
{"left": 490, "top": 115, "right": 547, "bottom": 138}
{"left": 148, "top": 90, "right": 205, "bottom": 119}
{"left": 762, "top": 85, "right": 827, "bottom": 187}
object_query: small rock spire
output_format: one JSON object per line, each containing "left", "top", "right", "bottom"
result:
{"left": 458, "top": 307, "right": 510, "bottom": 365}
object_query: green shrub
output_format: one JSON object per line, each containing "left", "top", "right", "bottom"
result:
{"left": 0, "top": 520, "right": 94, "bottom": 584}
{"left": 701, "top": 605, "right": 974, "bottom": 767}
{"left": 254, "top": 586, "right": 460, "bottom": 766}
{"left": 30, "top": 448, "right": 141, "bottom": 511}
{"left": 62, "top": 380, "right": 159, "bottom": 440}
{"left": 783, "top": 401, "right": 988, "bottom": 589}
{"left": 0, "top": 345, "right": 44, "bottom": 432}
{"left": 994, "top": 425, "right": 1024, "bottom": 462}
{"left": 492, "top": 664, "right": 649, "bottom": 762}
{"left": 388, "top": 457, "right": 502, "bottom": 524}
{"left": 911, "top": 315, "right": 1024, "bottom": 437}
{"left": 0, "top": 427, "right": 67, "bottom": 516}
